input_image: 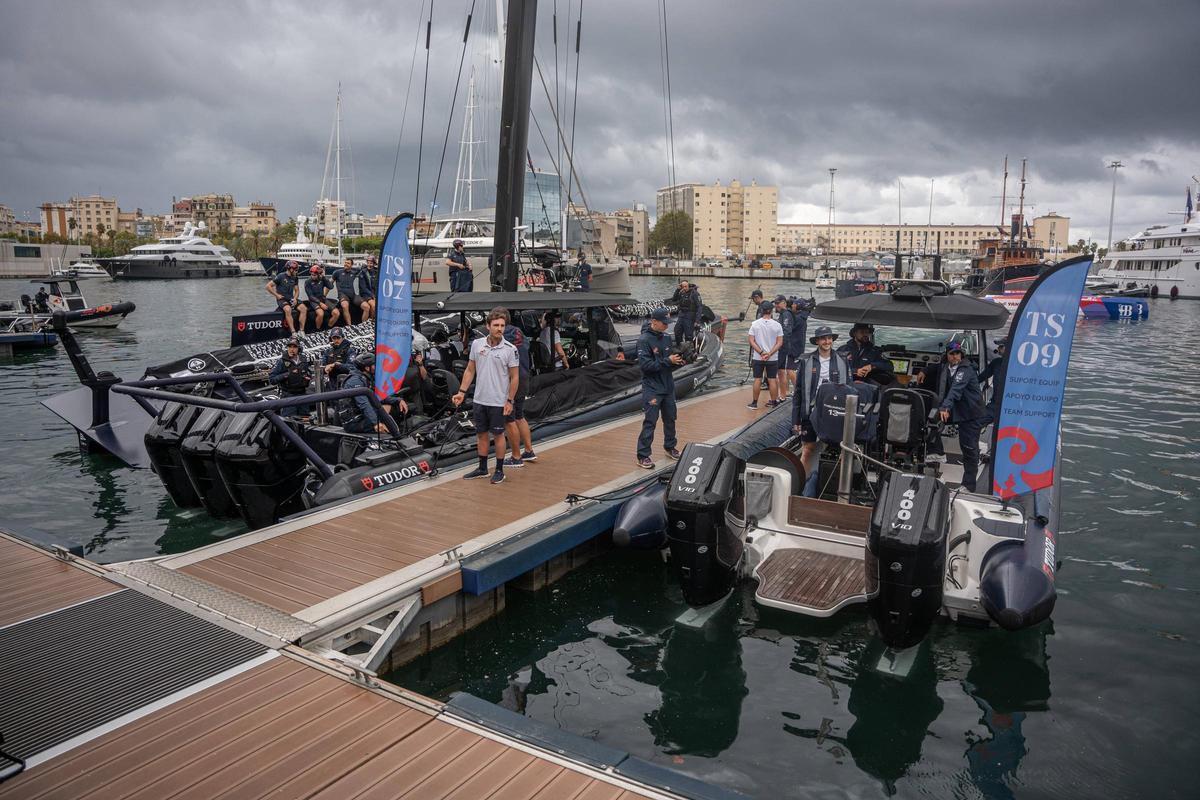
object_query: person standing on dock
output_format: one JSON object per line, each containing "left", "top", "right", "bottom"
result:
{"left": 446, "top": 239, "right": 472, "bottom": 292}
{"left": 774, "top": 295, "right": 795, "bottom": 396}
{"left": 267, "top": 261, "right": 306, "bottom": 336}
{"left": 793, "top": 326, "right": 849, "bottom": 497}
{"left": 747, "top": 302, "right": 783, "bottom": 410}
{"left": 636, "top": 308, "right": 684, "bottom": 469}
{"left": 453, "top": 308, "right": 520, "bottom": 485}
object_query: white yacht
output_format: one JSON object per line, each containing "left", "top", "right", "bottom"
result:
{"left": 1097, "top": 218, "right": 1200, "bottom": 299}
{"left": 103, "top": 222, "right": 240, "bottom": 280}
{"left": 51, "top": 262, "right": 110, "bottom": 280}
{"left": 258, "top": 215, "right": 338, "bottom": 275}
{"left": 409, "top": 216, "right": 498, "bottom": 257}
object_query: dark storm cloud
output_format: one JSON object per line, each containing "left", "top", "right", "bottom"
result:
{"left": 1, "top": 0, "right": 1196, "bottom": 241}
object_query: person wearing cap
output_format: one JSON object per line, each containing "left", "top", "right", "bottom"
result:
{"left": 266, "top": 261, "right": 306, "bottom": 335}
{"left": 502, "top": 311, "right": 537, "bottom": 467}
{"left": 747, "top": 301, "right": 784, "bottom": 409}
{"left": 574, "top": 252, "right": 593, "bottom": 292}
{"left": 979, "top": 337, "right": 1008, "bottom": 425}
{"left": 787, "top": 296, "right": 813, "bottom": 364}
{"left": 303, "top": 264, "right": 340, "bottom": 330}
{"left": 322, "top": 327, "right": 356, "bottom": 380}
{"left": 340, "top": 353, "right": 405, "bottom": 434}
{"left": 635, "top": 307, "right": 684, "bottom": 469}
{"left": 934, "top": 341, "right": 986, "bottom": 492}
{"left": 268, "top": 336, "right": 313, "bottom": 416}
{"left": 793, "top": 325, "right": 850, "bottom": 496}
{"left": 671, "top": 280, "right": 702, "bottom": 345}
{"left": 357, "top": 257, "right": 378, "bottom": 320}
{"left": 773, "top": 294, "right": 796, "bottom": 396}
{"left": 838, "top": 322, "right": 894, "bottom": 384}
{"left": 331, "top": 259, "right": 370, "bottom": 325}
{"left": 453, "top": 308, "right": 520, "bottom": 485}
{"left": 446, "top": 239, "right": 471, "bottom": 292}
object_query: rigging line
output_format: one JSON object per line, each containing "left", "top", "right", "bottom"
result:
{"left": 386, "top": 0, "right": 428, "bottom": 216}
{"left": 411, "top": 0, "right": 434, "bottom": 224}
{"left": 553, "top": 0, "right": 561, "bottom": 228}
{"left": 427, "top": 1, "right": 477, "bottom": 238}
{"left": 532, "top": 57, "right": 593, "bottom": 218}
{"left": 662, "top": 0, "right": 678, "bottom": 191}
{"left": 564, "top": 0, "right": 583, "bottom": 241}
{"left": 656, "top": 0, "right": 671, "bottom": 192}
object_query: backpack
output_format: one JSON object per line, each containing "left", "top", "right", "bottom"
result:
{"left": 811, "top": 382, "right": 877, "bottom": 445}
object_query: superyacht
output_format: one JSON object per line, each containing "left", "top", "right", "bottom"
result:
{"left": 1097, "top": 216, "right": 1200, "bottom": 300}
{"left": 102, "top": 222, "right": 240, "bottom": 279}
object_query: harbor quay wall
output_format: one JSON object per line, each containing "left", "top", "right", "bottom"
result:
{"left": 632, "top": 265, "right": 817, "bottom": 280}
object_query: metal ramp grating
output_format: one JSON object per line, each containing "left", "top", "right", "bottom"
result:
{"left": 110, "top": 560, "right": 317, "bottom": 643}
{"left": 0, "top": 589, "right": 266, "bottom": 762}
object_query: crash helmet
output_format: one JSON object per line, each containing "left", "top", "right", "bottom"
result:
{"left": 285, "top": 260, "right": 299, "bottom": 272}
{"left": 452, "top": 239, "right": 464, "bottom": 247}
{"left": 354, "top": 352, "right": 375, "bottom": 370}
{"left": 309, "top": 264, "right": 323, "bottom": 276}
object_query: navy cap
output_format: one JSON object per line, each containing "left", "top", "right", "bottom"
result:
{"left": 759, "top": 301, "right": 775, "bottom": 315}
{"left": 651, "top": 307, "right": 671, "bottom": 322}
{"left": 285, "top": 336, "right": 301, "bottom": 347}
{"left": 329, "top": 327, "right": 344, "bottom": 338}
{"left": 750, "top": 289, "right": 764, "bottom": 299}
{"left": 946, "top": 341, "right": 964, "bottom": 353}
{"left": 774, "top": 294, "right": 787, "bottom": 303}
{"left": 995, "top": 337, "right": 1008, "bottom": 347}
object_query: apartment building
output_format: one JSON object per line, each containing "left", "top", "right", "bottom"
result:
{"left": 314, "top": 199, "right": 347, "bottom": 240}
{"left": 657, "top": 180, "right": 778, "bottom": 258}
{"left": 778, "top": 222, "right": 999, "bottom": 255}
{"left": 0, "top": 204, "right": 16, "bottom": 235}
{"left": 1032, "top": 212, "right": 1070, "bottom": 257}
{"left": 606, "top": 205, "right": 649, "bottom": 256}
{"left": 231, "top": 202, "right": 278, "bottom": 235}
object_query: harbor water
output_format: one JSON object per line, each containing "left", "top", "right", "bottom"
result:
{"left": 1, "top": 274, "right": 1197, "bottom": 797}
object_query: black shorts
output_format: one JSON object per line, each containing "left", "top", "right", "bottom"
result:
{"left": 305, "top": 299, "right": 332, "bottom": 311}
{"left": 343, "top": 294, "right": 369, "bottom": 307}
{"left": 751, "top": 360, "right": 779, "bottom": 379}
{"left": 277, "top": 299, "right": 295, "bottom": 311}
{"left": 472, "top": 403, "right": 506, "bottom": 435}
{"left": 785, "top": 354, "right": 800, "bottom": 370}
{"left": 777, "top": 350, "right": 789, "bottom": 369}
{"left": 505, "top": 372, "right": 529, "bottom": 422}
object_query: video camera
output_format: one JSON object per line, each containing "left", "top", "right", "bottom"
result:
{"left": 791, "top": 297, "right": 818, "bottom": 313}
{"left": 670, "top": 340, "right": 698, "bottom": 364}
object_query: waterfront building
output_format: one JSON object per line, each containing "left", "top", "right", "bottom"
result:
{"left": 778, "top": 222, "right": 1000, "bottom": 255}
{"left": 230, "top": 202, "right": 278, "bottom": 235}
{"left": 0, "top": 203, "right": 16, "bottom": 235}
{"left": 71, "top": 195, "right": 118, "bottom": 240}
{"left": 0, "top": 239, "right": 94, "bottom": 278}
{"left": 313, "top": 198, "right": 346, "bottom": 240}
{"left": 40, "top": 202, "right": 73, "bottom": 239}
{"left": 657, "top": 180, "right": 778, "bottom": 259}
{"left": 605, "top": 205, "right": 649, "bottom": 256}
{"left": 523, "top": 169, "right": 561, "bottom": 242}
{"left": 188, "top": 193, "right": 235, "bottom": 232}
{"left": 1032, "top": 212, "right": 1070, "bottom": 258}
{"left": 116, "top": 208, "right": 143, "bottom": 234}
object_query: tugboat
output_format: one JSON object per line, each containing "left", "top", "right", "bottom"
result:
{"left": 660, "top": 259, "right": 1093, "bottom": 651}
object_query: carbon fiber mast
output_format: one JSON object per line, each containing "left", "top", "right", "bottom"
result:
{"left": 493, "top": 0, "right": 538, "bottom": 292}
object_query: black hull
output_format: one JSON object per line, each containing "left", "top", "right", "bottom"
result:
{"left": 104, "top": 259, "right": 240, "bottom": 280}
{"left": 963, "top": 262, "right": 1042, "bottom": 296}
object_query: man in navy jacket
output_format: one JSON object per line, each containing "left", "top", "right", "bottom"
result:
{"left": 936, "top": 341, "right": 986, "bottom": 492}
{"left": 636, "top": 308, "right": 684, "bottom": 469}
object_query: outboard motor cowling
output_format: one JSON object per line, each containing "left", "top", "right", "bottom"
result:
{"left": 179, "top": 408, "right": 241, "bottom": 519}
{"left": 144, "top": 401, "right": 205, "bottom": 507}
{"left": 666, "top": 442, "right": 742, "bottom": 607}
{"left": 866, "top": 472, "right": 950, "bottom": 649}
{"left": 214, "top": 413, "right": 309, "bottom": 530}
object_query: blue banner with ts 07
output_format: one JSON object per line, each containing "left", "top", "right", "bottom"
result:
{"left": 990, "top": 255, "right": 1092, "bottom": 499}
{"left": 373, "top": 213, "right": 414, "bottom": 400}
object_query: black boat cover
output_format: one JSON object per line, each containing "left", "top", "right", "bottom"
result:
{"left": 524, "top": 360, "right": 641, "bottom": 419}
{"left": 412, "top": 291, "right": 633, "bottom": 311}
{"left": 813, "top": 282, "right": 1010, "bottom": 330}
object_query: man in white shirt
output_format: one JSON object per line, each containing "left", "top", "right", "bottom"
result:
{"left": 452, "top": 308, "right": 520, "bottom": 485}
{"left": 539, "top": 312, "right": 570, "bottom": 370}
{"left": 747, "top": 301, "right": 784, "bottom": 409}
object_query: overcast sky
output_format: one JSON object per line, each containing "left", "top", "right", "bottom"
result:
{"left": 2, "top": 0, "right": 1197, "bottom": 243}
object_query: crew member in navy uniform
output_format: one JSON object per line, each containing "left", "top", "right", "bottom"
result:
{"left": 266, "top": 261, "right": 306, "bottom": 335}
{"left": 34, "top": 286, "right": 51, "bottom": 313}
{"left": 838, "top": 322, "right": 894, "bottom": 384}
{"left": 774, "top": 294, "right": 795, "bottom": 396}
{"left": 446, "top": 239, "right": 472, "bottom": 292}
{"left": 452, "top": 308, "right": 520, "bottom": 485}
{"left": 269, "top": 336, "right": 313, "bottom": 417}
{"left": 322, "top": 327, "right": 356, "bottom": 381}
{"left": 331, "top": 259, "right": 369, "bottom": 325}
{"left": 671, "top": 280, "right": 702, "bottom": 345}
{"left": 340, "top": 353, "right": 405, "bottom": 433}
{"left": 575, "top": 253, "right": 593, "bottom": 292}
{"left": 635, "top": 308, "right": 685, "bottom": 469}
{"left": 792, "top": 326, "right": 850, "bottom": 497}
{"left": 357, "top": 257, "right": 378, "bottom": 320}
{"left": 304, "top": 264, "right": 340, "bottom": 330}
{"left": 787, "top": 296, "right": 812, "bottom": 363}
{"left": 502, "top": 312, "right": 537, "bottom": 467}
{"left": 979, "top": 337, "right": 1008, "bottom": 424}
{"left": 936, "top": 341, "right": 986, "bottom": 492}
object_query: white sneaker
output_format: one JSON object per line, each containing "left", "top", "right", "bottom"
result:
{"left": 926, "top": 454, "right": 947, "bottom": 464}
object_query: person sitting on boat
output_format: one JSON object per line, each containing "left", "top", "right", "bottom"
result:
{"left": 501, "top": 312, "right": 537, "bottom": 468}
{"left": 774, "top": 295, "right": 796, "bottom": 396}
{"left": 792, "top": 326, "right": 850, "bottom": 497}
{"left": 575, "top": 252, "right": 593, "bottom": 292}
{"left": 322, "top": 327, "right": 356, "bottom": 380}
{"left": 340, "top": 353, "right": 406, "bottom": 434}
{"left": 33, "top": 286, "right": 51, "bottom": 313}
{"left": 446, "top": 239, "right": 472, "bottom": 292}
{"left": 539, "top": 312, "right": 569, "bottom": 370}
{"left": 452, "top": 308, "right": 520, "bottom": 485}
{"left": 636, "top": 307, "right": 685, "bottom": 469}
{"left": 266, "top": 261, "right": 306, "bottom": 335}
{"left": 268, "top": 336, "right": 313, "bottom": 417}
{"left": 934, "top": 341, "right": 986, "bottom": 493}
{"left": 671, "top": 280, "right": 702, "bottom": 345}
{"left": 838, "top": 323, "right": 894, "bottom": 384}
{"left": 357, "top": 256, "right": 378, "bottom": 320}
{"left": 978, "top": 337, "right": 1008, "bottom": 425}
{"left": 331, "top": 259, "right": 370, "bottom": 325}
{"left": 402, "top": 346, "right": 436, "bottom": 417}
{"left": 304, "top": 265, "right": 340, "bottom": 330}
{"left": 748, "top": 301, "right": 783, "bottom": 410}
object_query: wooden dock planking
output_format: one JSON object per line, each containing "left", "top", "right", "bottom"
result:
{"left": 0, "top": 653, "right": 657, "bottom": 800}
{"left": 756, "top": 549, "right": 867, "bottom": 612}
{"left": 0, "top": 532, "right": 117, "bottom": 628}
{"left": 180, "top": 388, "right": 760, "bottom": 615}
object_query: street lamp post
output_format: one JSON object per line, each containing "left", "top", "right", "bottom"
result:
{"left": 1106, "top": 160, "right": 1123, "bottom": 252}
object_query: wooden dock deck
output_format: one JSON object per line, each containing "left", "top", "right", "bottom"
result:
{"left": 0, "top": 533, "right": 116, "bottom": 629}
{"left": 145, "top": 388, "right": 759, "bottom": 632}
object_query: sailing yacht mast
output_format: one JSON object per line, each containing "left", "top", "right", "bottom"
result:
{"left": 335, "top": 87, "right": 343, "bottom": 263}
{"left": 493, "top": 0, "right": 538, "bottom": 291}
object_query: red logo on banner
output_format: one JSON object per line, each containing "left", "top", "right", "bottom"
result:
{"left": 237, "top": 321, "right": 246, "bottom": 332}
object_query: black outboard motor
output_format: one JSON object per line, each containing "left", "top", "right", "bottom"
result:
{"left": 144, "top": 401, "right": 205, "bottom": 507}
{"left": 179, "top": 408, "right": 240, "bottom": 519}
{"left": 866, "top": 472, "right": 950, "bottom": 649}
{"left": 213, "top": 413, "right": 310, "bottom": 530}
{"left": 665, "top": 442, "right": 742, "bottom": 607}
